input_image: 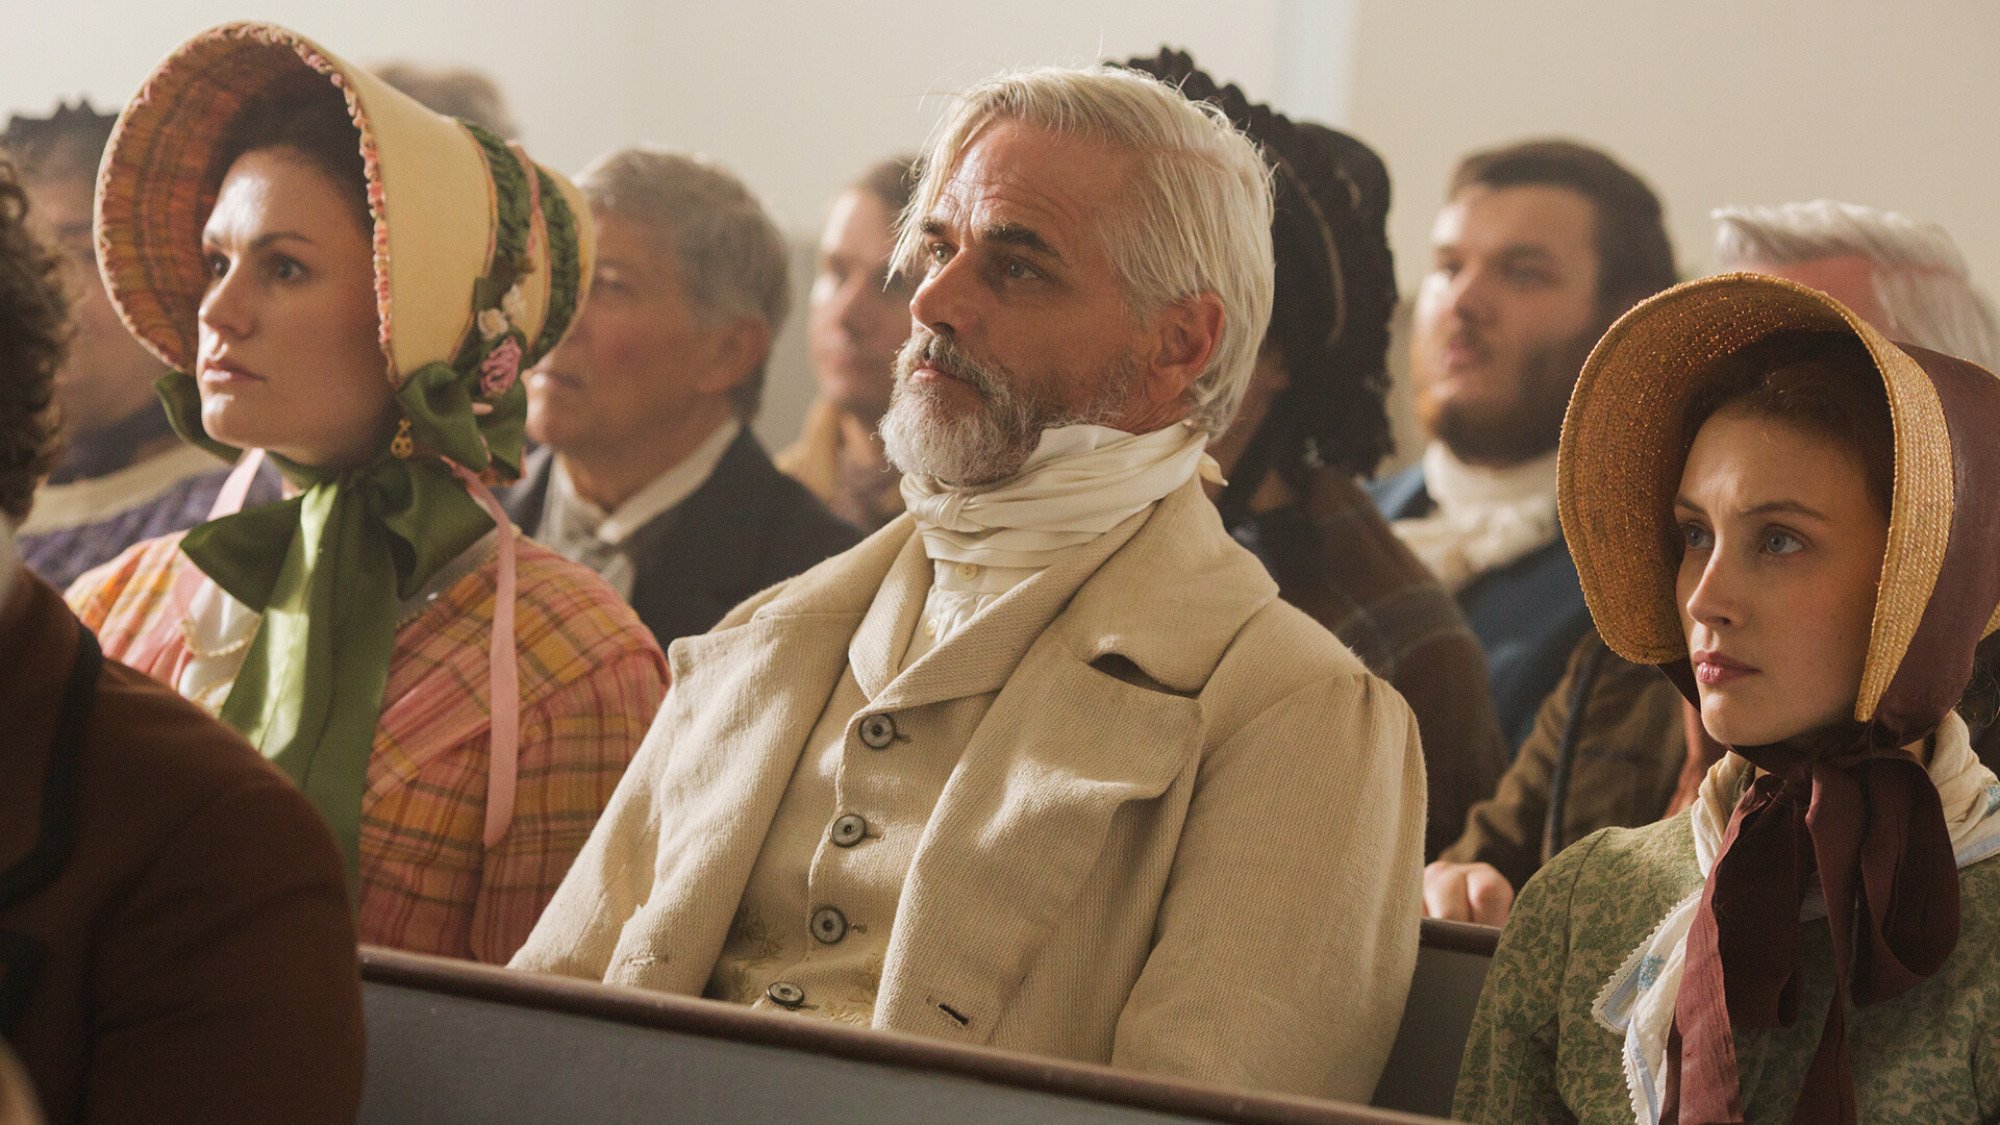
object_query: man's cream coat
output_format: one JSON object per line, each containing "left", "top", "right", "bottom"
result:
{"left": 512, "top": 480, "right": 1427, "bottom": 1101}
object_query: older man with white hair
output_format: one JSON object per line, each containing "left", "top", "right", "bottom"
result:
{"left": 513, "top": 66, "right": 1427, "bottom": 1101}
{"left": 1714, "top": 198, "right": 2000, "bottom": 370}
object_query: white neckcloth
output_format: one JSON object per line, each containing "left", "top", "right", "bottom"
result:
{"left": 897, "top": 422, "right": 1213, "bottom": 663}
{"left": 1592, "top": 712, "right": 2000, "bottom": 1125}
{"left": 1391, "top": 443, "right": 1560, "bottom": 593}
{"left": 901, "top": 421, "right": 1214, "bottom": 571}
{"left": 543, "top": 419, "right": 740, "bottom": 600}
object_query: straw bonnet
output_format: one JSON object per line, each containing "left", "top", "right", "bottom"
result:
{"left": 95, "top": 19, "right": 591, "bottom": 481}
{"left": 1559, "top": 271, "right": 2000, "bottom": 727}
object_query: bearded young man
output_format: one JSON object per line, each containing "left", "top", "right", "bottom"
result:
{"left": 512, "top": 66, "right": 1427, "bottom": 1102}
{"left": 1371, "top": 140, "right": 1676, "bottom": 748}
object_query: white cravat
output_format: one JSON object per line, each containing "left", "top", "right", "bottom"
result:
{"left": 899, "top": 421, "right": 1215, "bottom": 663}
{"left": 1391, "top": 442, "right": 1561, "bottom": 593}
{"left": 542, "top": 420, "right": 740, "bottom": 600}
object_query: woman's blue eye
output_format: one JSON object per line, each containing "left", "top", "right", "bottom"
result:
{"left": 1763, "top": 529, "right": 1805, "bottom": 555}
{"left": 1680, "top": 522, "right": 1713, "bottom": 551}
{"left": 270, "top": 255, "right": 306, "bottom": 282}
{"left": 205, "top": 252, "right": 229, "bottom": 279}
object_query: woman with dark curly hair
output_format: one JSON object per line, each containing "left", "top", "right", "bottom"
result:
{"left": 66, "top": 22, "right": 668, "bottom": 964}
{"left": 0, "top": 153, "right": 364, "bottom": 1125}
{"left": 1120, "top": 49, "right": 1509, "bottom": 858}
{"left": 0, "top": 152, "right": 63, "bottom": 520}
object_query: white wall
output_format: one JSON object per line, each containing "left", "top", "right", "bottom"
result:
{"left": 1341, "top": 0, "right": 2000, "bottom": 471}
{"left": 10, "top": 2, "right": 1998, "bottom": 458}
{"left": 6, "top": 0, "right": 1309, "bottom": 447}
{"left": 1352, "top": 0, "right": 2000, "bottom": 287}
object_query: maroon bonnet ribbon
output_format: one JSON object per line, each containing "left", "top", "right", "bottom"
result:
{"left": 1662, "top": 736, "right": 1959, "bottom": 1124}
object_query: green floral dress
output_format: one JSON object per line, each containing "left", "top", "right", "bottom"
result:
{"left": 1454, "top": 813, "right": 2000, "bottom": 1123}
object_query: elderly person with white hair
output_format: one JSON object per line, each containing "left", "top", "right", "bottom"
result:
{"left": 1714, "top": 199, "right": 2000, "bottom": 371}
{"left": 512, "top": 65, "right": 1427, "bottom": 1101}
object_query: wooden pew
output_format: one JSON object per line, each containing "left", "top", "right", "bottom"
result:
{"left": 359, "top": 948, "right": 1454, "bottom": 1125}
{"left": 1368, "top": 918, "right": 1499, "bottom": 1118}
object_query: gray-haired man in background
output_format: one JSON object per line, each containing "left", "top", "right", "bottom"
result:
{"left": 506, "top": 147, "right": 859, "bottom": 651}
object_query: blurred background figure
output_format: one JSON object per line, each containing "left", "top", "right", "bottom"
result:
{"left": 0, "top": 1042, "right": 41, "bottom": 1125}
{"left": 372, "top": 60, "right": 519, "bottom": 139}
{"left": 0, "top": 144, "right": 362, "bottom": 1125}
{"left": 2, "top": 101, "right": 277, "bottom": 590}
{"left": 510, "top": 146, "right": 857, "bottom": 649}
{"left": 777, "top": 155, "right": 918, "bottom": 531}
{"left": 1372, "top": 139, "right": 1677, "bottom": 749}
{"left": 1715, "top": 199, "right": 2000, "bottom": 372}
{"left": 1426, "top": 199, "right": 2000, "bottom": 926}
{"left": 1122, "top": 48, "right": 1507, "bottom": 860}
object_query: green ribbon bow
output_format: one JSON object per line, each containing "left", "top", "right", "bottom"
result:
{"left": 161, "top": 361, "right": 526, "bottom": 876}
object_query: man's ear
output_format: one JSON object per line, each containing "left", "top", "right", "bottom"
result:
{"left": 699, "top": 317, "right": 773, "bottom": 395}
{"left": 1142, "top": 292, "right": 1225, "bottom": 411}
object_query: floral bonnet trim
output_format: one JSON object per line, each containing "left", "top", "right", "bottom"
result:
{"left": 388, "top": 122, "right": 582, "bottom": 486}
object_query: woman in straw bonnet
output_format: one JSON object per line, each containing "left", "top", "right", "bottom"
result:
{"left": 1455, "top": 272, "right": 2000, "bottom": 1124}
{"left": 68, "top": 22, "right": 668, "bottom": 963}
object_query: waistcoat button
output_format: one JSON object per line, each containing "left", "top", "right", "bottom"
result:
{"left": 829, "top": 814, "right": 868, "bottom": 847}
{"left": 811, "top": 906, "right": 849, "bottom": 944}
{"left": 858, "top": 713, "right": 897, "bottom": 749}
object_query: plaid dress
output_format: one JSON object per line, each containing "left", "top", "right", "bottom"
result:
{"left": 69, "top": 532, "right": 668, "bottom": 963}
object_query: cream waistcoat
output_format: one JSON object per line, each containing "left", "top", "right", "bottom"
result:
{"left": 706, "top": 511, "right": 1145, "bottom": 1020}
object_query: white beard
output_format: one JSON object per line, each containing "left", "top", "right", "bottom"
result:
{"left": 880, "top": 330, "right": 1137, "bottom": 489}
{"left": 880, "top": 377, "right": 1047, "bottom": 488}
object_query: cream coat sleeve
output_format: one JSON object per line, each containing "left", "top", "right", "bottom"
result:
{"left": 1109, "top": 672, "right": 1426, "bottom": 1101}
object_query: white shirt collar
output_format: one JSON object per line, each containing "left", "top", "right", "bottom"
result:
{"left": 549, "top": 418, "right": 742, "bottom": 547}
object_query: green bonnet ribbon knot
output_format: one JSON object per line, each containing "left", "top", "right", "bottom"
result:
{"left": 165, "top": 369, "right": 497, "bottom": 877}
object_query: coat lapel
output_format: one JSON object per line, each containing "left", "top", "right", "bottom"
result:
{"left": 622, "top": 430, "right": 777, "bottom": 645}
{"left": 500, "top": 447, "right": 554, "bottom": 533}
{"left": 865, "top": 509, "right": 1145, "bottom": 712}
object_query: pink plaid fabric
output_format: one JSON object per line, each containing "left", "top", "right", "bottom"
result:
{"left": 70, "top": 533, "right": 668, "bottom": 963}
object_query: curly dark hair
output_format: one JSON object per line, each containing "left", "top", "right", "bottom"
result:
{"left": 0, "top": 99, "right": 116, "bottom": 183}
{"left": 0, "top": 155, "right": 65, "bottom": 522}
{"left": 1119, "top": 48, "right": 1398, "bottom": 501}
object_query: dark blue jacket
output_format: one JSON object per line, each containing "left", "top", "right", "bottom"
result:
{"left": 507, "top": 429, "right": 861, "bottom": 653}
{"left": 1370, "top": 462, "right": 1593, "bottom": 751}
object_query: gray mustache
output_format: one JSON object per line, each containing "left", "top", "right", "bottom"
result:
{"left": 900, "top": 332, "right": 1005, "bottom": 400}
